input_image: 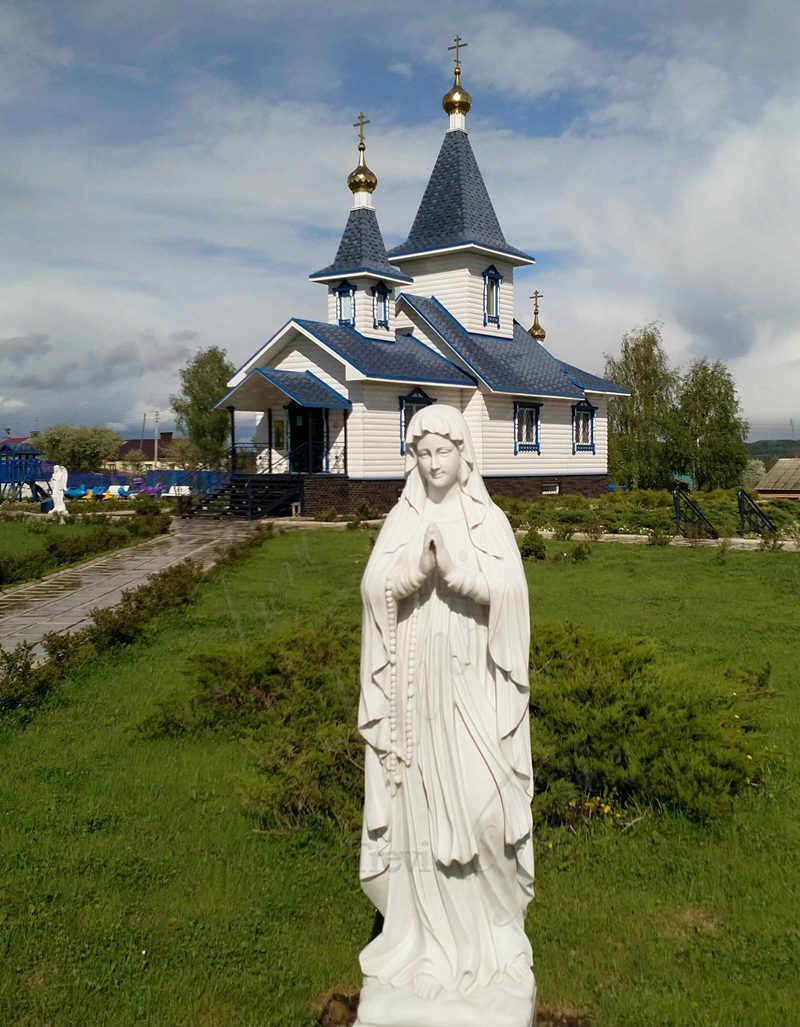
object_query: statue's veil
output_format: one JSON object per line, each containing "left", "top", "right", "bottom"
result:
{"left": 400, "top": 405, "right": 497, "bottom": 553}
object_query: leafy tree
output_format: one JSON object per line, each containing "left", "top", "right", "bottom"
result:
{"left": 170, "top": 346, "right": 235, "bottom": 468}
{"left": 124, "top": 447, "right": 148, "bottom": 469}
{"left": 38, "top": 425, "right": 124, "bottom": 470}
{"left": 672, "top": 358, "right": 749, "bottom": 490}
{"left": 160, "top": 437, "right": 204, "bottom": 469}
{"left": 604, "top": 323, "right": 679, "bottom": 489}
{"left": 742, "top": 459, "right": 766, "bottom": 489}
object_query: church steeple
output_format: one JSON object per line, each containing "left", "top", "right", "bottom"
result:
{"left": 309, "top": 114, "right": 411, "bottom": 336}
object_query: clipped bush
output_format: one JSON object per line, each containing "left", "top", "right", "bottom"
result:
{"left": 146, "top": 612, "right": 772, "bottom": 838}
{"left": 519, "top": 528, "right": 546, "bottom": 561}
{"left": 571, "top": 542, "right": 591, "bottom": 562}
{"left": 314, "top": 507, "right": 339, "bottom": 522}
{"left": 143, "top": 616, "right": 364, "bottom": 834}
{"left": 354, "top": 499, "right": 382, "bottom": 521}
{"left": 530, "top": 622, "right": 769, "bottom": 824}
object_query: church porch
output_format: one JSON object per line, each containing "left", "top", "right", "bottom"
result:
{"left": 215, "top": 367, "right": 352, "bottom": 480}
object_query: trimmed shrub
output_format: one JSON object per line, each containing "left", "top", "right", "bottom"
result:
{"left": 530, "top": 622, "right": 770, "bottom": 824}
{"left": 145, "top": 614, "right": 772, "bottom": 837}
{"left": 519, "top": 529, "right": 547, "bottom": 561}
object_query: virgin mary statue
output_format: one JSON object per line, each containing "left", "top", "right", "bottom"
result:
{"left": 355, "top": 405, "right": 535, "bottom": 1027}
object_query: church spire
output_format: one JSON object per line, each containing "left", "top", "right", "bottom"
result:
{"left": 442, "top": 35, "right": 472, "bottom": 132}
{"left": 347, "top": 112, "right": 378, "bottom": 208}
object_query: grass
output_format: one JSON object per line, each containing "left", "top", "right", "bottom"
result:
{"left": 0, "top": 520, "right": 94, "bottom": 559}
{"left": 0, "top": 531, "right": 798, "bottom": 1026}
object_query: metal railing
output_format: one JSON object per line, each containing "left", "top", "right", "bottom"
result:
{"left": 672, "top": 487, "right": 719, "bottom": 540}
{"left": 737, "top": 489, "right": 777, "bottom": 537}
{"left": 231, "top": 441, "right": 346, "bottom": 475}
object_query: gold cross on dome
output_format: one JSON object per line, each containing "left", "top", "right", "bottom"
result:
{"left": 448, "top": 35, "right": 468, "bottom": 69}
{"left": 530, "top": 290, "right": 544, "bottom": 311}
{"left": 353, "top": 112, "right": 370, "bottom": 146}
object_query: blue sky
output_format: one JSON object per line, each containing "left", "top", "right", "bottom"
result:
{"left": 1, "top": 0, "right": 799, "bottom": 441}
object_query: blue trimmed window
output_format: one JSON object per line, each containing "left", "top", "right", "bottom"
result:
{"left": 334, "top": 281, "right": 356, "bottom": 327}
{"left": 399, "top": 387, "right": 436, "bottom": 455}
{"left": 514, "top": 401, "right": 541, "bottom": 454}
{"left": 572, "top": 400, "right": 597, "bottom": 454}
{"left": 483, "top": 265, "right": 503, "bottom": 326}
{"left": 372, "top": 282, "right": 390, "bottom": 329}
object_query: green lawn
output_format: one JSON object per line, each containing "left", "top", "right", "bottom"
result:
{"left": 0, "top": 520, "right": 94, "bottom": 559}
{"left": 0, "top": 532, "right": 798, "bottom": 1027}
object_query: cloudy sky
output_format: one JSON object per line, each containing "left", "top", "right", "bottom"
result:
{"left": 1, "top": 0, "right": 798, "bottom": 441}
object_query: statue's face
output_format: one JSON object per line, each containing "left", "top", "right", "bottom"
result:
{"left": 414, "top": 433, "right": 461, "bottom": 494}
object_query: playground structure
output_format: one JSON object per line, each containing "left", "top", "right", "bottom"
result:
{"left": 0, "top": 440, "right": 53, "bottom": 503}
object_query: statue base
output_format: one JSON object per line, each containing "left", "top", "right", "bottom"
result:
{"left": 354, "top": 974, "right": 535, "bottom": 1027}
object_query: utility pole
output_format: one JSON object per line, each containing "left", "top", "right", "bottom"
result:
{"left": 139, "top": 412, "right": 147, "bottom": 451}
{"left": 153, "top": 410, "right": 160, "bottom": 469}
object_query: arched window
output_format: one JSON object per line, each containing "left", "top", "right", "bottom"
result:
{"left": 333, "top": 281, "right": 356, "bottom": 327}
{"left": 483, "top": 265, "right": 503, "bottom": 326}
{"left": 372, "top": 282, "right": 390, "bottom": 329}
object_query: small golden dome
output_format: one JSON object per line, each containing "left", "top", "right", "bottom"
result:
{"left": 442, "top": 65, "right": 472, "bottom": 116}
{"left": 530, "top": 291, "right": 546, "bottom": 340}
{"left": 530, "top": 312, "right": 546, "bottom": 341}
{"left": 348, "top": 140, "right": 377, "bottom": 194}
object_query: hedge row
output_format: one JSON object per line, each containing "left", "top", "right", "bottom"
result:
{"left": 0, "top": 524, "right": 274, "bottom": 725}
{"left": 0, "top": 508, "right": 171, "bottom": 589}
{"left": 494, "top": 488, "right": 800, "bottom": 539}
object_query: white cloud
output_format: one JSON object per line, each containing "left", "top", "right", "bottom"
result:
{"left": 0, "top": 0, "right": 797, "bottom": 437}
{"left": 0, "top": 396, "right": 27, "bottom": 411}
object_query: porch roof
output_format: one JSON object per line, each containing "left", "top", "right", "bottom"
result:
{"left": 215, "top": 368, "right": 351, "bottom": 412}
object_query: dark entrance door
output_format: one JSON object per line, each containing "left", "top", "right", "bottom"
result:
{"left": 287, "top": 403, "right": 324, "bottom": 473}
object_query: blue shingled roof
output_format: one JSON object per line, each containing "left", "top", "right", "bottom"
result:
{"left": 257, "top": 369, "right": 351, "bottom": 408}
{"left": 214, "top": 367, "right": 351, "bottom": 410}
{"left": 292, "top": 318, "right": 475, "bottom": 387}
{"left": 387, "top": 131, "right": 532, "bottom": 263}
{"left": 310, "top": 208, "right": 412, "bottom": 283}
{"left": 401, "top": 295, "right": 628, "bottom": 398}
{"left": 560, "top": 362, "right": 630, "bottom": 397}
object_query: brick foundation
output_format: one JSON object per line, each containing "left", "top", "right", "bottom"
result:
{"left": 303, "top": 473, "right": 609, "bottom": 516}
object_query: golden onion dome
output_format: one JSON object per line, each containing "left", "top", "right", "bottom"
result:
{"left": 442, "top": 65, "right": 472, "bottom": 116}
{"left": 530, "top": 292, "right": 546, "bottom": 340}
{"left": 530, "top": 311, "right": 546, "bottom": 341}
{"left": 347, "top": 141, "right": 378, "bottom": 194}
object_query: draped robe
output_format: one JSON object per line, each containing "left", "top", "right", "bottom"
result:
{"left": 356, "top": 410, "right": 534, "bottom": 1022}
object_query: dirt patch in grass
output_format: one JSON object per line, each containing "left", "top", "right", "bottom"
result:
{"left": 666, "top": 905, "right": 722, "bottom": 941}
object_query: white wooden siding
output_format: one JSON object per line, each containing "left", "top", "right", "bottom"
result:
{"left": 324, "top": 277, "right": 396, "bottom": 339}
{"left": 271, "top": 334, "right": 348, "bottom": 392}
{"left": 354, "top": 383, "right": 472, "bottom": 478}
{"left": 399, "top": 253, "right": 514, "bottom": 337}
{"left": 481, "top": 393, "right": 609, "bottom": 476}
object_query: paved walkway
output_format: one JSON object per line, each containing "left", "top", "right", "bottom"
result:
{"left": 0, "top": 519, "right": 262, "bottom": 653}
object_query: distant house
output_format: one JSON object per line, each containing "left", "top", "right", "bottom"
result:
{"left": 215, "top": 56, "right": 628, "bottom": 516}
{"left": 108, "top": 432, "right": 181, "bottom": 472}
{"left": 754, "top": 459, "right": 800, "bottom": 500}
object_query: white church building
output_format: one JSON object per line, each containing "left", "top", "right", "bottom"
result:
{"left": 216, "top": 50, "right": 627, "bottom": 516}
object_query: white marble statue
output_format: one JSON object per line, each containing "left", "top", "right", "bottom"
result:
{"left": 49, "top": 464, "right": 68, "bottom": 515}
{"left": 356, "top": 404, "right": 535, "bottom": 1027}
